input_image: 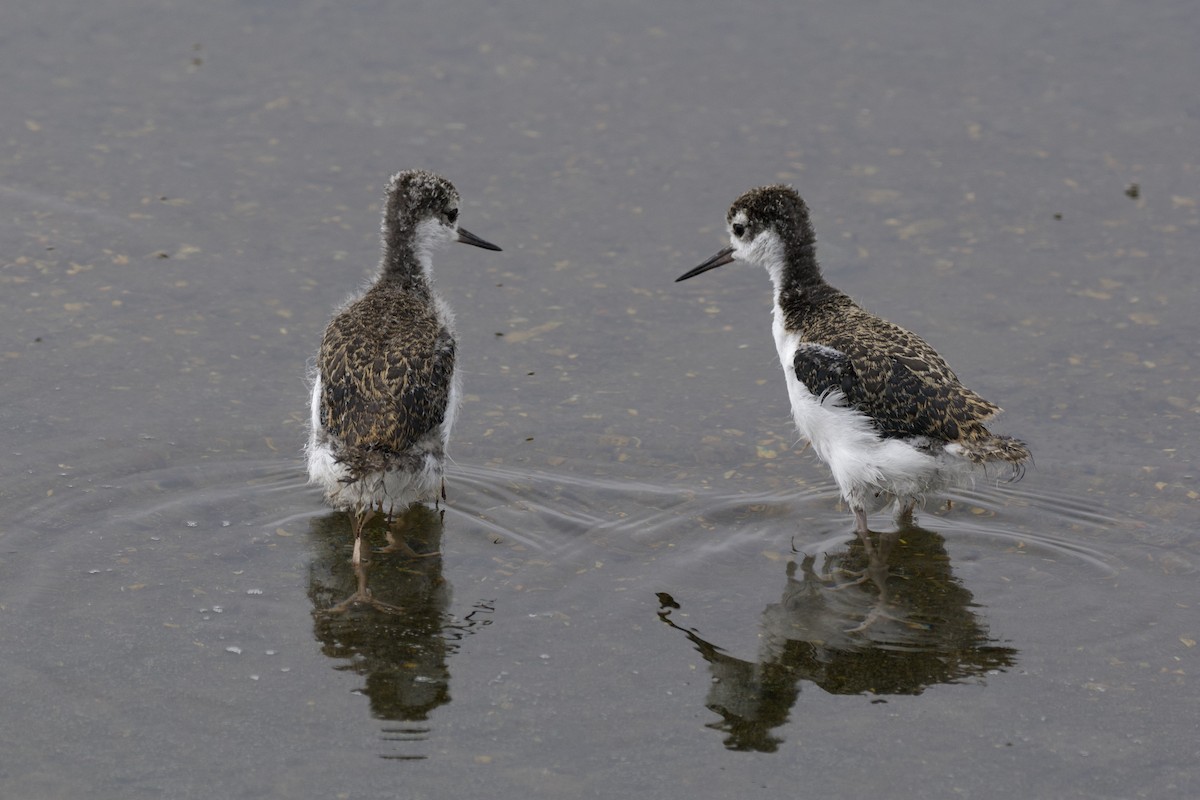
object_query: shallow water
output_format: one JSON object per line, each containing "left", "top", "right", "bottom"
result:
{"left": 2, "top": 0, "right": 1198, "bottom": 798}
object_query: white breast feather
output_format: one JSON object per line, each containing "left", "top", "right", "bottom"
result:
{"left": 770, "top": 308, "right": 958, "bottom": 509}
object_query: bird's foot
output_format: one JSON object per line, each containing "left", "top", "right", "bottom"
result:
{"left": 380, "top": 532, "right": 441, "bottom": 559}
{"left": 379, "top": 505, "right": 442, "bottom": 558}
{"left": 322, "top": 559, "right": 407, "bottom": 615}
{"left": 826, "top": 567, "right": 876, "bottom": 590}
{"left": 324, "top": 589, "right": 407, "bottom": 616}
{"left": 844, "top": 601, "right": 906, "bottom": 634}
{"left": 830, "top": 511, "right": 898, "bottom": 591}
{"left": 795, "top": 554, "right": 837, "bottom": 584}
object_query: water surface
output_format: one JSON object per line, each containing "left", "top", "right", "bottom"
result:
{"left": 2, "top": 0, "right": 1197, "bottom": 797}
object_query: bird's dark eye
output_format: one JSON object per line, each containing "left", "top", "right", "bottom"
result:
{"left": 732, "top": 223, "right": 746, "bottom": 237}
{"left": 446, "top": 208, "right": 459, "bottom": 223}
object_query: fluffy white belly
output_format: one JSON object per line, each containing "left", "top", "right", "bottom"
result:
{"left": 305, "top": 374, "right": 454, "bottom": 513}
{"left": 770, "top": 316, "right": 959, "bottom": 507}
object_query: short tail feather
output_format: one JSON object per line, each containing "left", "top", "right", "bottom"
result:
{"left": 957, "top": 434, "right": 1031, "bottom": 481}
{"left": 335, "top": 446, "right": 427, "bottom": 484}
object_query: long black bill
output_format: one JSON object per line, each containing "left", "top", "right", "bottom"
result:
{"left": 457, "top": 227, "right": 502, "bottom": 251}
{"left": 675, "top": 246, "right": 735, "bottom": 282}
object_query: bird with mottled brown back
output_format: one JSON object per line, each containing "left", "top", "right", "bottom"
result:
{"left": 677, "top": 184, "right": 1029, "bottom": 539}
{"left": 306, "top": 170, "right": 500, "bottom": 608}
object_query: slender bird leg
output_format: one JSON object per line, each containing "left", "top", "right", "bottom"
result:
{"left": 381, "top": 505, "right": 441, "bottom": 559}
{"left": 855, "top": 520, "right": 897, "bottom": 580}
{"left": 324, "top": 508, "right": 376, "bottom": 613}
{"left": 842, "top": 528, "right": 902, "bottom": 632}
{"left": 325, "top": 507, "right": 406, "bottom": 615}
{"left": 350, "top": 507, "right": 378, "bottom": 568}
{"left": 895, "top": 500, "right": 916, "bottom": 528}
{"left": 351, "top": 556, "right": 370, "bottom": 601}
{"left": 326, "top": 556, "right": 405, "bottom": 615}
{"left": 853, "top": 507, "right": 874, "bottom": 539}
{"left": 865, "top": 528, "right": 898, "bottom": 565}
{"left": 831, "top": 506, "right": 891, "bottom": 590}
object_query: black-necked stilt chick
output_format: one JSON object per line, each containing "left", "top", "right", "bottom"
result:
{"left": 307, "top": 169, "right": 500, "bottom": 606}
{"left": 677, "top": 184, "right": 1029, "bottom": 539}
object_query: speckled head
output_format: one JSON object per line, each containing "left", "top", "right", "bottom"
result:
{"left": 677, "top": 184, "right": 819, "bottom": 286}
{"left": 380, "top": 169, "right": 500, "bottom": 273}
{"left": 385, "top": 170, "right": 459, "bottom": 231}
{"left": 726, "top": 185, "right": 814, "bottom": 249}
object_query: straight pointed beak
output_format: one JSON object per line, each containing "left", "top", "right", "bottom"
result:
{"left": 456, "top": 227, "right": 502, "bottom": 251}
{"left": 675, "top": 246, "right": 736, "bottom": 282}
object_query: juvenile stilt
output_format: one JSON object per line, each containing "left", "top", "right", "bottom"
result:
{"left": 305, "top": 170, "right": 500, "bottom": 610}
{"left": 677, "top": 184, "right": 1030, "bottom": 535}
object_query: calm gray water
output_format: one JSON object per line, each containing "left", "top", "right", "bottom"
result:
{"left": 2, "top": 0, "right": 1197, "bottom": 797}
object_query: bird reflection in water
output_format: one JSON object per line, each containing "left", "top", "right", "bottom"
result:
{"left": 657, "top": 524, "right": 1017, "bottom": 753}
{"left": 307, "top": 505, "right": 493, "bottom": 759}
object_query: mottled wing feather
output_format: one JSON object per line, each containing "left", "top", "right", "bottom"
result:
{"left": 791, "top": 342, "right": 858, "bottom": 403}
{"left": 318, "top": 292, "right": 454, "bottom": 455}
{"left": 799, "top": 307, "right": 1001, "bottom": 441}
